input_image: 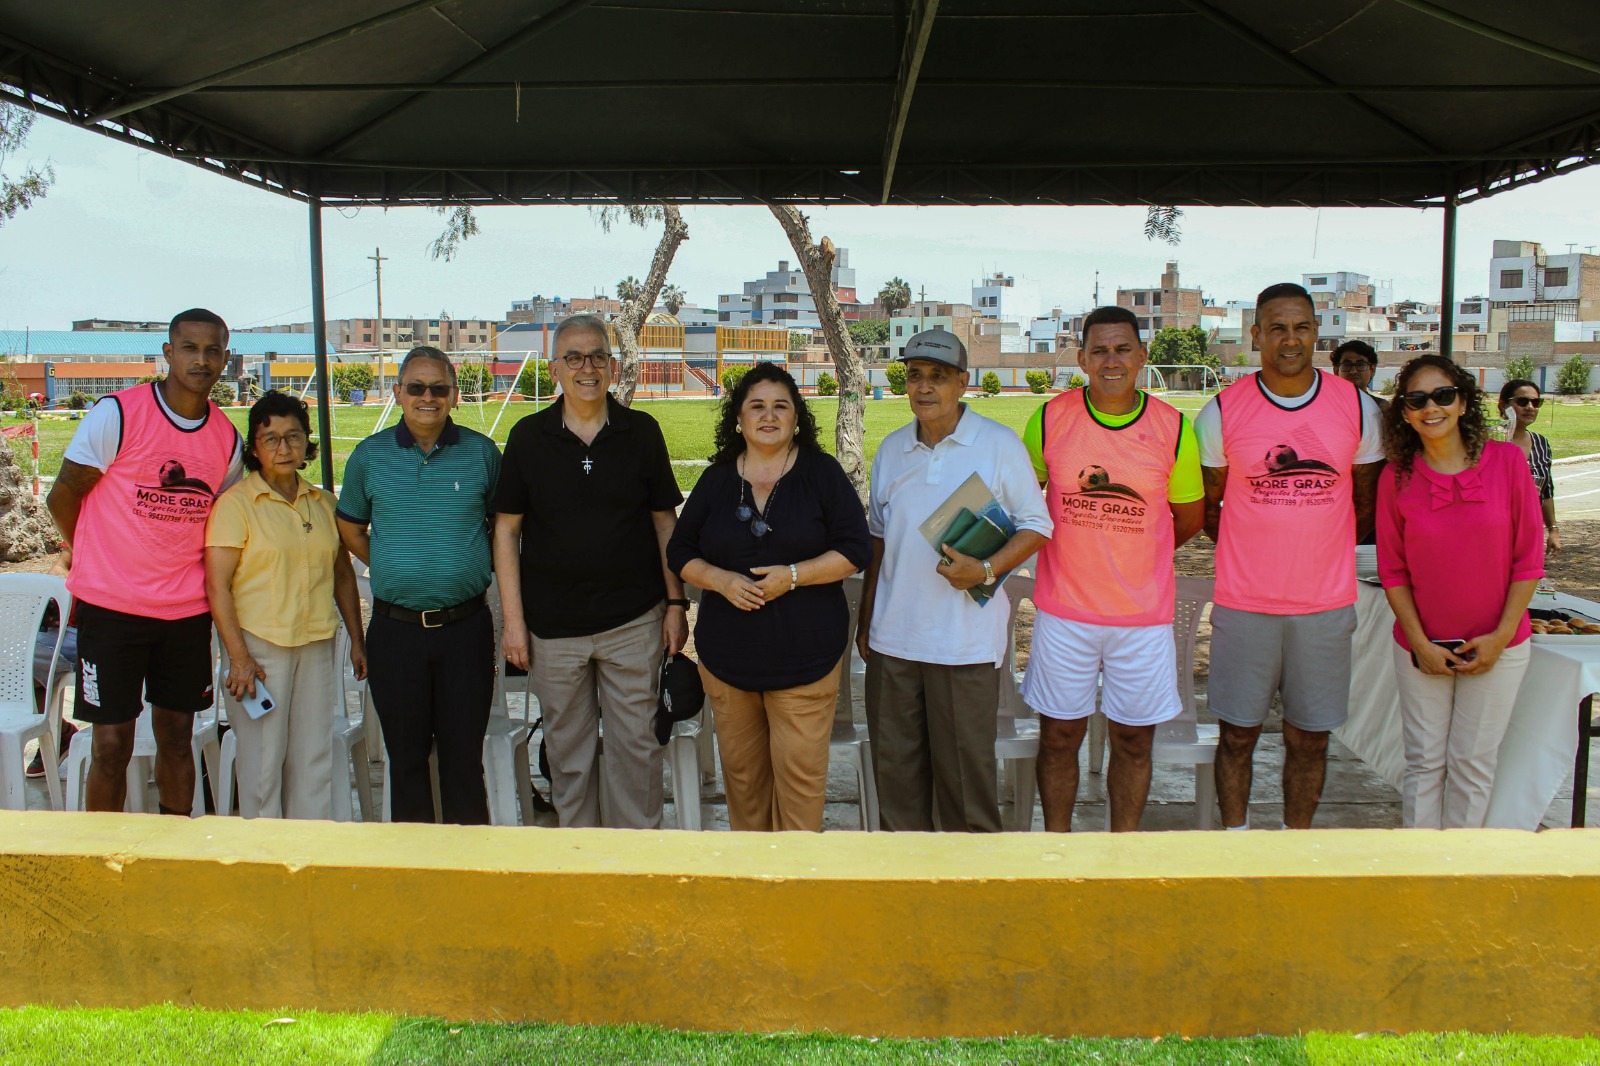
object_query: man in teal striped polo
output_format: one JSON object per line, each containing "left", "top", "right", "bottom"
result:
{"left": 336, "top": 347, "right": 502, "bottom": 824}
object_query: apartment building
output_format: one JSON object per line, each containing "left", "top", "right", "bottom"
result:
{"left": 717, "top": 250, "right": 863, "bottom": 329}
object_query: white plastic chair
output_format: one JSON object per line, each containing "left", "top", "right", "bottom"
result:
{"left": 1149, "top": 576, "right": 1219, "bottom": 829}
{"left": 483, "top": 579, "right": 535, "bottom": 826}
{"left": 831, "top": 574, "right": 879, "bottom": 830}
{"left": 994, "top": 572, "right": 1040, "bottom": 831}
{"left": 0, "top": 574, "right": 72, "bottom": 811}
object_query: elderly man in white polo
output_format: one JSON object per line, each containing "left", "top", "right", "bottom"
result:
{"left": 856, "top": 329, "right": 1051, "bottom": 832}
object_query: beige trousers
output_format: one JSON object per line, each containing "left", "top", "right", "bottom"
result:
{"left": 1391, "top": 640, "right": 1531, "bottom": 829}
{"left": 532, "top": 605, "right": 665, "bottom": 829}
{"left": 699, "top": 659, "right": 842, "bottom": 832}
{"left": 223, "top": 632, "right": 337, "bottom": 820}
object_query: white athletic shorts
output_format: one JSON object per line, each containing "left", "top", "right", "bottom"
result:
{"left": 1020, "top": 610, "right": 1182, "bottom": 728}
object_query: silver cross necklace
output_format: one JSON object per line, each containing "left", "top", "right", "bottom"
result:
{"left": 565, "top": 412, "right": 608, "bottom": 475}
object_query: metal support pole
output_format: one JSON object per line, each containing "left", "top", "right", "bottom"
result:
{"left": 1439, "top": 196, "right": 1458, "bottom": 360}
{"left": 309, "top": 196, "right": 335, "bottom": 491}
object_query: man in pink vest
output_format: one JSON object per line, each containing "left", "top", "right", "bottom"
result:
{"left": 1021, "top": 306, "right": 1205, "bottom": 831}
{"left": 47, "top": 309, "right": 243, "bottom": 815}
{"left": 1196, "top": 283, "right": 1385, "bottom": 830}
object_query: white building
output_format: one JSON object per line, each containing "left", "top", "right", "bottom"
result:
{"left": 971, "top": 271, "right": 1043, "bottom": 328}
{"left": 718, "top": 250, "right": 862, "bottom": 329}
{"left": 1489, "top": 240, "right": 1590, "bottom": 305}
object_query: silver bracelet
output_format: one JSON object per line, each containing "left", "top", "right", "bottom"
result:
{"left": 788, "top": 563, "right": 799, "bottom": 590}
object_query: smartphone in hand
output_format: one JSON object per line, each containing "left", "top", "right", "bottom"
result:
{"left": 1411, "top": 639, "right": 1471, "bottom": 670}
{"left": 237, "top": 681, "right": 276, "bottom": 720}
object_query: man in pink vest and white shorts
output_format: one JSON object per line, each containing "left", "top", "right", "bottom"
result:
{"left": 1196, "top": 283, "right": 1385, "bottom": 830}
{"left": 1020, "top": 306, "right": 1205, "bottom": 831}
{"left": 48, "top": 309, "right": 244, "bottom": 815}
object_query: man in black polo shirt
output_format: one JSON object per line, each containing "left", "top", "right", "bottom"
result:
{"left": 493, "top": 314, "right": 688, "bottom": 829}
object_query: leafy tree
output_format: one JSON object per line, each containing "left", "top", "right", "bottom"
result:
{"left": 789, "top": 331, "right": 809, "bottom": 352}
{"left": 66, "top": 391, "right": 92, "bottom": 410}
{"left": 1025, "top": 370, "right": 1051, "bottom": 394}
{"left": 136, "top": 374, "right": 166, "bottom": 384}
{"left": 878, "top": 277, "right": 912, "bottom": 316}
{"left": 1068, "top": 373, "right": 1086, "bottom": 390}
{"left": 1144, "top": 206, "right": 1182, "bottom": 246}
{"left": 720, "top": 363, "right": 751, "bottom": 393}
{"left": 515, "top": 360, "right": 554, "bottom": 398}
{"left": 1556, "top": 353, "right": 1592, "bottom": 395}
{"left": 1504, "top": 355, "right": 1536, "bottom": 383}
{"left": 1148, "top": 325, "right": 1219, "bottom": 371}
{"left": 329, "top": 363, "right": 374, "bottom": 401}
{"left": 884, "top": 361, "right": 907, "bottom": 395}
{"left": 816, "top": 372, "right": 838, "bottom": 397}
{"left": 616, "top": 276, "right": 643, "bottom": 304}
{"left": 455, "top": 362, "right": 490, "bottom": 400}
{"left": 659, "top": 284, "right": 687, "bottom": 316}
{"left": 1231, "top": 354, "right": 1251, "bottom": 367}
{"left": 427, "top": 204, "right": 479, "bottom": 262}
{"left": 0, "top": 103, "right": 54, "bottom": 228}
{"left": 210, "top": 382, "right": 236, "bottom": 405}
{"left": 596, "top": 205, "right": 690, "bottom": 406}
{"left": 848, "top": 319, "right": 889, "bottom": 346}
{"left": 981, "top": 371, "right": 1002, "bottom": 396}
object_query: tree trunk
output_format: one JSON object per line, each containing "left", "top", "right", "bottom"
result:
{"left": 769, "top": 204, "right": 869, "bottom": 504}
{"left": 614, "top": 204, "right": 690, "bottom": 407}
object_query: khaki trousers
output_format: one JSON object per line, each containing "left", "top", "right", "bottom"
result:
{"left": 533, "top": 605, "right": 664, "bottom": 829}
{"left": 864, "top": 653, "right": 1001, "bottom": 833}
{"left": 1392, "top": 640, "right": 1531, "bottom": 829}
{"left": 223, "top": 632, "right": 337, "bottom": 820}
{"left": 699, "top": 659, "right": 842, "bottom": 832}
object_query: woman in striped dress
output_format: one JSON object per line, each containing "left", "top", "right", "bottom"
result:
{"left": 1498, "top": 379, "right": 1559, "bottom": 557}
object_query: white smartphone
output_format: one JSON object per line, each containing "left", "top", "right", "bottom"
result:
{"left": 237, "top": 680, "right": 276, "bottom": 720}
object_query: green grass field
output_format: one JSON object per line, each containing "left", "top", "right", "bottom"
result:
{"left": 0, "top": 1007, "right": 1595, "bottom": 1066}
{"left": 7, "top": 391, "right": 1598, "bottom": 494}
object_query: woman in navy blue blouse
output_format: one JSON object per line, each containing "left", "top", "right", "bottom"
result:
{"left": 667, "top": 363, "right": 871, "bottom": 831}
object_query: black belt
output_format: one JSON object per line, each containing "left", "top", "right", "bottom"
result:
{"left": 372, "top": 593, "right": 485, "bottom": 629}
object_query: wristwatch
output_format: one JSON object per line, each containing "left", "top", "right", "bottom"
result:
{"left": 981, "top": 558, "right": 996, "bottom": 585}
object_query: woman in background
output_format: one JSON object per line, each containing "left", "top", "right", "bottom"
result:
{"left": 1498, "top": 378, "right": 1559, "bottom": 557}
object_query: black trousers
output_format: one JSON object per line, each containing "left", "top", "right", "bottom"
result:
{"left": 365, "top": 605, "right": 494, "bottom": 825}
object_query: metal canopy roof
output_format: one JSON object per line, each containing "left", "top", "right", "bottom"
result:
{"left": 4, "top": 0, "right": 1599, "bottom": 209}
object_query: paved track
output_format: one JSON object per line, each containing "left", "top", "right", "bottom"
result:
{"left": 1555, "top": 456, "right": 1600, "bottom": 520}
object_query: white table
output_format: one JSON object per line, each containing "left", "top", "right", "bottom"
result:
{"left": 1335, "top": 584, "right": 1600, "bottom": 829}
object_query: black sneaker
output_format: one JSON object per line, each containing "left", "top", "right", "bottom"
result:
{"left": 25, "top": 722, "right": 76, "bottom": 779}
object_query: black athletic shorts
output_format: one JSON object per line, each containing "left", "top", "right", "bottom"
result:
{"left": 73, "top": 601, "right": 214, "bottom": 724}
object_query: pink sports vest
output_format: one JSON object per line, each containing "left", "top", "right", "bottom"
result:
{"left": 1034, "top": 390, "right": 1183, "bottom": 627}
{"left": 1214, "top": 371, "right": 1363, "bottom": 615}
{"left": 69, "top": 384, "right": 237, "bottom": 619}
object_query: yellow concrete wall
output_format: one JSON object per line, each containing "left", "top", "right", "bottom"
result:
{"left": 1, "top": 813, "right": 1597, "bottom": 1037}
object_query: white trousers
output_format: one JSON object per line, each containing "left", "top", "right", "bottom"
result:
{"left": 1391, "top": 640, "right": 1531, "bottom": 829}
{"left": 224, "top": 632, "right": 338, "bottom": 820}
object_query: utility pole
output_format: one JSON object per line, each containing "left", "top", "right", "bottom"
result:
{"left": 368, "top": 247, "right": 388, "bottom": 389}
{"left": 1093, "top": 270, "right": 1100, "bottom": 308}
{"left": 917, "top": 285, "right": 927, "bottom": 332}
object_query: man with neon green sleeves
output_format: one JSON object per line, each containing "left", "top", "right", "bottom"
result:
{"left": 1020, "top": 305, "right": 1205, "bottom": 831}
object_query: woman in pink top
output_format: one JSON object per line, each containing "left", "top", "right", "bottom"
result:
{"left": 1377, "top": 355, "right": 1543, "bottom": 829}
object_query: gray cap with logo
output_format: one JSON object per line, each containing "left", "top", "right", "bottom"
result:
{"left": 897, "top": 329, "right": 968, "bottom": 372}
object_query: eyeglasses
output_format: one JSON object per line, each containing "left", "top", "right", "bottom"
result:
{"left": 561, "top": 352, "right": 611, "bottom": 370}
{"left": 1336, "top": 360, "right": 1374, "bottom": 371}
{"left": 402, "top": 382, "right": 452, "bottom": 398}
{"left": 257, "top": 431, "right": 307, "bottom": 452}
{"left": 1511, "top": 396, "right": 1544, "bottom": 409}
{"left": 1399, "top": 386, "right": 1461, "bottom": 411}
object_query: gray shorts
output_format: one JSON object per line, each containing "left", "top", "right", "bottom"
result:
{"left": 1208, "top": 604, "right": 1355, "bottom": 732}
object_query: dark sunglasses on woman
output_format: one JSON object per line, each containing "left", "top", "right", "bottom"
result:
{"left": 1399, "top": 386, "right": 1460, "bottom": 411}
{"left": 1510, "top": 396, "right": 1544, "bottom": 410}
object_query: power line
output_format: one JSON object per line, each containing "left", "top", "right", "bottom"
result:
{"left": 235, "top": 278, "right": 375, "bottom": 328}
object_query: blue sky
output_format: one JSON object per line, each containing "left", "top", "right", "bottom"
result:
{"left": 4, "top": 115, "right": 1600, "bottom": 332}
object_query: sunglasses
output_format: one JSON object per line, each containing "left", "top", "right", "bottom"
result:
{"left": 402, "top": 382, "right": 452, "bottom": 398}
{"left": 561, "top": 352, "right": 611, "bottom": 370}
{"left": 735, "top": 503, "right": 770, "bottom": 538}
{"left": 1399, "top": 386, "right": 1461, "bottom": 411}
{"left": 1511, "top": 396, "right": 1544, "bottom": 409}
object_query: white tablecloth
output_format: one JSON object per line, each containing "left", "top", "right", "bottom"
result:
{"left": 1335, "top": 584, "right": 1600, "bottom": 829}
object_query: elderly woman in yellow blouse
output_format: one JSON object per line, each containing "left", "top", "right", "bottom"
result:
{"left": 205, "top": 391, "right": 365, "bottom": 819}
